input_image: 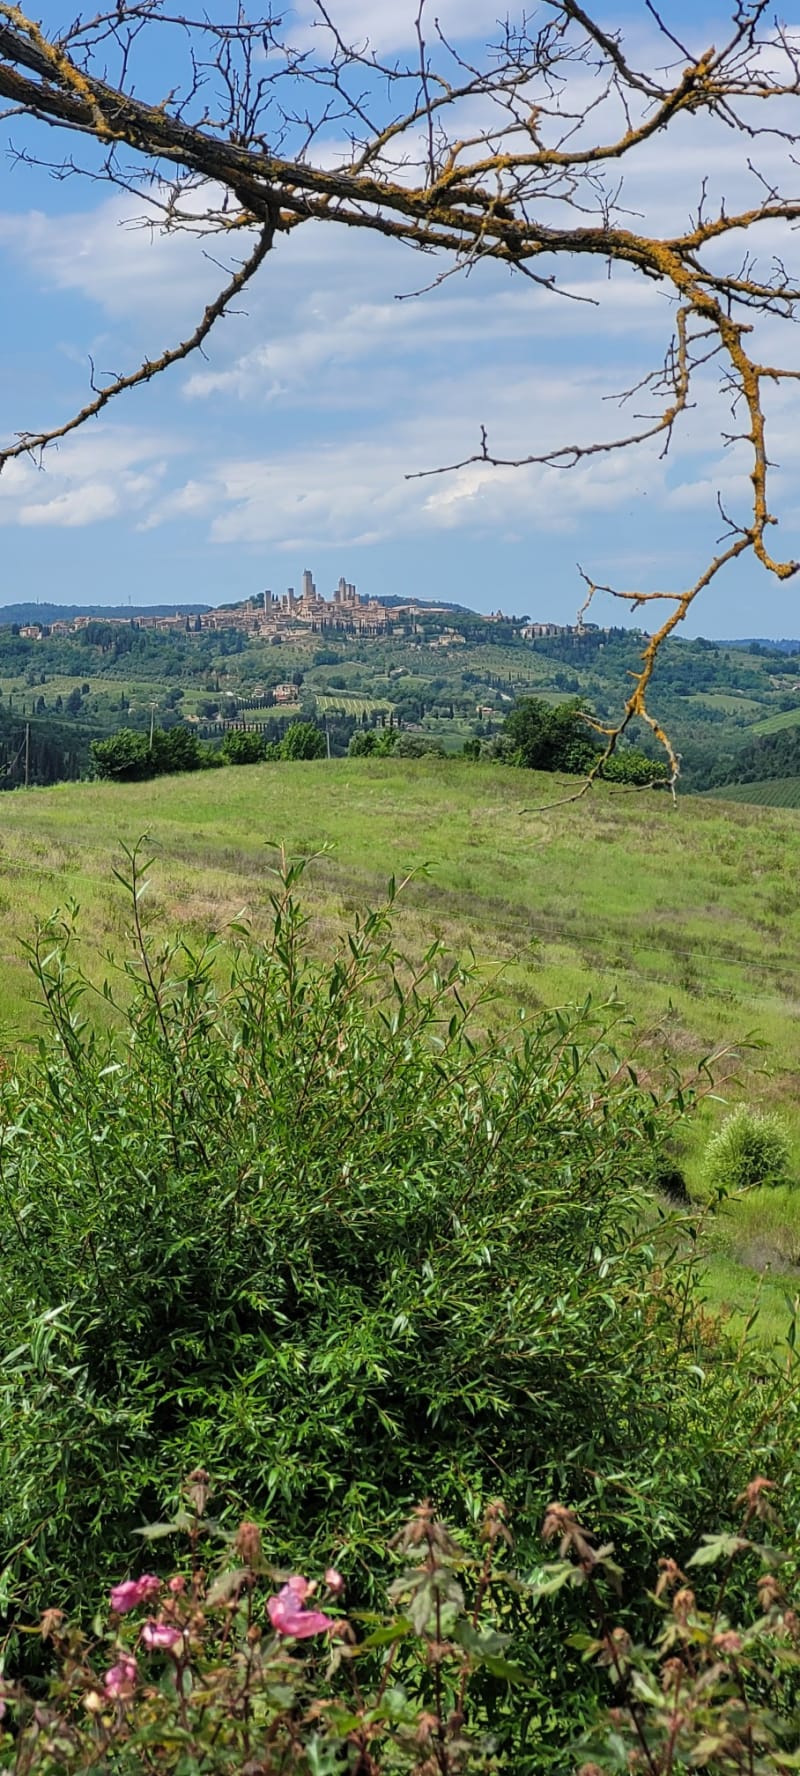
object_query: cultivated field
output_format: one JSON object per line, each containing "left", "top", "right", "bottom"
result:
{"left": 710, "top": 778, "right": 800, "bottom": 808}
{"left": 1, "top": 758, "right": 799, "bottom": 1340}
{"left": 315, "top": 693, "right": 392, "bottom": 716}
{"left": 750, "top": 707, "right": 800, "bottom": 736}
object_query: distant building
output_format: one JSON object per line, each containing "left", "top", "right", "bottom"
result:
{"left": 429, "top": 628, "right": 466, "bottom": 648}
{"left": 6, "top": 573, "right": 489, "bottom": 647}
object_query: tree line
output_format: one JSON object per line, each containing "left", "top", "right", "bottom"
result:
{"left": 90, "top": 721, "right": 330, "bottom": 780}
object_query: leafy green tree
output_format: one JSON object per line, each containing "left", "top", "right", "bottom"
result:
{"left": 150, "top": 726, "right": 203, "bottom": 774}
{"left": 90, "top": 728, "right": 152, "bottom": 781}
{"left": 392, "top": 732, "right": 445, "bottom": 757}
{"left": 91, "top": 726, "right": 205, "bottom": 781}
{"left": 348, "top": 729, "right": 378, "bottom": 756}
{"left": 350, "top": 728, "right": 399, "bottom": 758}
{"left": 221, "top": 729, "right": 268, "bottom": 765}
{"left": 501, "top": 697, "right": 597, "bottom": 774}
{"left": 280, "top": 721, "right": 326, "bottom": 760}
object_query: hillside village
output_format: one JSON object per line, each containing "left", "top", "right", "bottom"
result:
{"left": 15, "top": 572, "right": 596, "bottom": 646}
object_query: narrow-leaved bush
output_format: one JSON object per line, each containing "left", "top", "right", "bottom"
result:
{"left": 0, "top": 845, "right": 797, "bottom": 1765}
{"left": 703, "top": 1104, "right": 792, "bottom": 1194}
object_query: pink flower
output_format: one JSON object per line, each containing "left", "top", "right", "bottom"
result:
{"left": 325, "top": 1568, "right": 345, "bottom": 1597}
{"left": 103, "top": 1654, "right": 138, "bottom": 1699}
{"left": 109, "top": 1574, "right": 161, "bottom": 1614}
{"left": 267, "top": 1581, "right": 336, "bottom": 1639}
{"left": 141, "top": 1620, "right": 184, "bottom": 1653}
{"left": 168, "top": 1575, "right": 186, "bottom": 1595}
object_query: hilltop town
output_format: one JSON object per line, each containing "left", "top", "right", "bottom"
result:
{"left": 14, "top": 572, "right": 586, "bottom": 646}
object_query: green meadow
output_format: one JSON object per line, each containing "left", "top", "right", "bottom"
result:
{"left": 1, "top": 757, "right": 799, "bottom": 1342}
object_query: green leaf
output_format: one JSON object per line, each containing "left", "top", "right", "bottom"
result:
{"left": 134, "top": 1512, "right": 195, "bottom": 1540}
{"left": 359, "top": 1619, "right": 413, "bottom": 1649}
{"left": 478, "top": 1654, "right": 534, "bottom": 1686}
{"left": 687, "top": 1534, "right": 750, "bottom": 1568}
{"left": 205, "top": 1567, "right": 251, "bottom": 1606}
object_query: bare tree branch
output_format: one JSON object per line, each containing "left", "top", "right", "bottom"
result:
{"left": 1, "top": 224, "right": 274, "bottom": 467}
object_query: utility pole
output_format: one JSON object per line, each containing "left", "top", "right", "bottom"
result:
{"left": 149, "top": 701, "right": 157, "bottom": 748}
{"left": 24, "top": 721, "right": 30, "bottom": 789}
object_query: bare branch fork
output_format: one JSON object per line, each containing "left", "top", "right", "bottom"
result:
{"left": 1, "top": 0, "right": 799, "bottom": 781}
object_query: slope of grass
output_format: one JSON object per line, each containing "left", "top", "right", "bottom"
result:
{"left": 685, "top": 692, "right": 769, "bottom": 718}
{"left": 0, "top": 760, "right": 797, "bottom": 1066}
{"left": 1, "top": 759, "right": 800, "bottom": 1340}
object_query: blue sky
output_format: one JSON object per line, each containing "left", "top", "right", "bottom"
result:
{"left": 1, "top": 2, "right": 799, "bottom": 633}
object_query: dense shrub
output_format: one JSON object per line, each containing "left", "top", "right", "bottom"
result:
{"left": 0, "top": 850, "right": 796, "bottom": 1762}
{"left": 392, "top": 732, "right": 447, "bottom": 757}
{"left": 498, "top": 703, "right": 670, "bottom": 783}
{"left": 600, "top": 747, "right": 670, "bottom": 785}
{"left": 280, "top": 720, "right": 326, "bottom": 759}
{"left": 500, "top": 696, "right": 597, "bottom": 773}
{"left": 220, "top": 728, "right": 269, "bottom": 764}
{"left": 348, "top": 727, "right": 379, "bottom": 755}
{"left": 91, "top": 726, "right": 214, "bottom": 780}
{"left": 703, "top": 1105, "right": 792, "bottom": 1193}
{"left": 348, "top": 729, "right": 397, "bottom": 757}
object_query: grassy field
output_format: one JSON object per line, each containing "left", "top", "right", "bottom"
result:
{"left": 685, "top": 692, "right": 769, "bottom": 718}
{"left": 1, "top": 758, "right": 799, "bottom": 1343}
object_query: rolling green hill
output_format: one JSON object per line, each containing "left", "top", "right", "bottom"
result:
{"left": 0, "top": 758, "right": 795, "bottom": 1076}
{"left": 3, "top": 606, "right": 800, "bottom": 790}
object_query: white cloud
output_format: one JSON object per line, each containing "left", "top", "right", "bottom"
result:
{"left": 182, "top": 253, "right": 670, "bottom": 408}
{"left": 289, "top": 0, "right": 510, "bottom": 57}
{"left": 139, "top": 378, "right": 670, "bottom": 552}
{"left": 0, "top": 189, "right": 244, "bottom": 326}
{"left": 18, "top": 483, "right": 120, "bottom": 527}
{"left": 0, "top": 428, "right": 177, "bottom": 529}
